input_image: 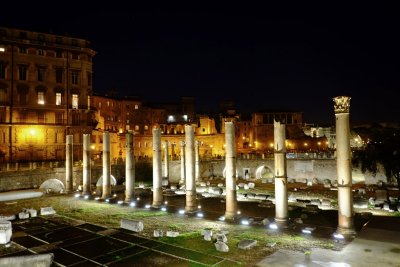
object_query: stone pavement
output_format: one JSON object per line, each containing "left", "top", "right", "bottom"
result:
{"left": 256, "top": 216, "right": 400, "bottom": 267}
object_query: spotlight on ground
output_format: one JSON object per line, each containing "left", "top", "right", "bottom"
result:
{"left": 117, "top": 200, "right": 124, "bottom": 205}
{"left": 197, "top": 212, "right": 204, "bottom": 218}
{"left": 269, "top": 223, "right": 278, "bottom": 230}
{"left": 161, "top": 207, "right": 167, "bottom": 212}
{"left": 241, "top": 219, "right": 250, "bottom": 225}
{"left": 302, "top": 227, "right": 316, "bottom": 234}
{"left": 95, "top": 197, "right": 100, "bottom": 201}
{"left": 74, "top": 193, "right": 80, "bottom": 198}
{"left": 105, "top": 199, "right": 110, "bottom": 203}
{"left": 144, "top": 204, "right": 151, "bottom": 209}
{"left": 178, "top": 209, "right": 185, "bottom": 215}
{"left": 333, "top": 233, "right": 344, "bottom": 239}
{"left": 218, "top": 216, "right": 225, "bottom": 221}
{"left": 129, "top": 202, "right": 136, "bottom": 207}
{"left": 84, "top": 195, "right": 89, "bottom": 200}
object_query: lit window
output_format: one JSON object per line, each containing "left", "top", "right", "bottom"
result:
{"left": 38, "top": 92, "right": 45, "bottom": 105}
{"left": 87, "top": 96, "right": 91, "bottom": 110}
{"left": 127, "top": 120, "right": 129, "bottom": 123}
{"left": 144, "top": 125, "right": 148, "bottom": 130}
{"left": 135, "top": 125, "right": 139, "bottom": 131}
{"left": 0, "top": 47, "right": 5, "bottom": 53}
{"left": 134, "top": 104, "right": 139, "bottom": 110}
{"left": 72, "top": 94, "right": 78, "bottom": 109}
{"left": 99, "top": 102, "right": 101, "bottom": 108}
{"left": 56, "top": 93, "right": 62, "bottom": 105}
{"left": 71, "top": 71, "right": 79, "bottom": 85}
{"left": 183, "top": 114, "right": 188, "bottom": 121}
{"left": 107, "top": 101, "right": 110, "bottom": 107}
{"left": 167, "top": 115, "right": 175, "bottom": 123}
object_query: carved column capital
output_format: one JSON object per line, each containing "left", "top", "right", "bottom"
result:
{"left": 333, "top": 96, "right": 351, "bottom": 114}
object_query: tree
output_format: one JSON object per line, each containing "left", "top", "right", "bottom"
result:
{"left": 353, "top": 126, "right": 400, "bottom": 197}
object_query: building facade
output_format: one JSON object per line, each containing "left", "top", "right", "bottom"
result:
{"left": 0, "top": 27, "right": 96, "bottom": 162}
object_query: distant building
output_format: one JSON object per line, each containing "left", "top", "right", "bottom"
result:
{"left": 0, "top": 27, "right": 96, "bottom": 162}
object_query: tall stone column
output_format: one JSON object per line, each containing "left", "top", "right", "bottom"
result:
{"left": 224, "top": 122, "right": 238, "bottom": 220}
{"left": 65, "top": 135, "right": 73, "bottom": 193}
{"left": 274, "top": 120, "right": 288, "bottom": 226}
{"left": 82, "top": 134, "right": 91, "bottom": 195}
{"left": 334, "top": 96, "right": 355, "bottom": 235}
{"left": 125, "top": 130, "right": 135, "bottom": 202}
{"left": 195, "top": 140, "right": 200, "bottom": 181}
{"left": 185, "top": 125, "right": 197, "bottom": 212}
{"left": 164, "top": 140, "right": 169, "bottom": 179}
{"left": 102, "top": 132, "right": 111, "bottom": 199}
{"left": 171, "top": 142, "right": 175, "bottom": 160}
{"left": 180, "top": 141, "right": 185, "bottom": 184}
{"left": 152, "top": 128, "right": 163, "bottom": 207}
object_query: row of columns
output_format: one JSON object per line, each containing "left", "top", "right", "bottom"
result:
{"left": 66, "top": 96, "right": 354, "bottom": 235}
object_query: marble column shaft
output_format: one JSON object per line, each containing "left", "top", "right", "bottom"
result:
{"left": 334, "top": 96, "right": 355, "bottom": 234}
{"left": 274, "top": 120, "right": 288, "bottom": 224}
{"left": 125, "top": 130, "right": 135, "bottom": 202}
{"left": 225, "top": 122, "right": 238, "bottom": 219}
{"left": 180, "top": 141, "right": 186, "bottom": 184}
{"left": 152, "top": 128, "right": 163, "bottom": 207}
{"left": 82, "top": 134, "right": 91, "bottom": 195}
{"left": 195, "top": 140, "right": 200, "bottom": 181}
{"left": 65, "top": 135, "right": 73, "bottom": 193}
{"left": 102, "top": 132, "right": 111, "bottom": 199}
{"left": 164, "top": 140, "right": 169, "bottom": 179}
{"left": 185, "top": 125, "right": 197, "bottom": 212}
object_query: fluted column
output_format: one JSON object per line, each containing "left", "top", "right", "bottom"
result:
{"left": 185, "top": 125, "right": 197, "bottom": 212}
{"left": 65, "top": 135, "right": 73, "bottom": 193}
{"left": 102, "top": 132, "right": 111, "bottom": 199}
{"left": 334, "top": 96, "right": 355, "bottom": 235}
{"left": 180, "top": 141, "right": 185, "bottom": 184}
{"left": 225, "top": 122, "right": 237, "bottom": 220}
{"left": 82, "top": 134, "right": 91, "bottom": 195}
{"left": 125, "top": 130, "right": 135, "bottom": 202}
{"left": 274, "top": 120, "right": 288, "bottom": 226}
{"left": 152, "top": 128, "right": 163, "bottom": 207}
{"left": 195, "top": 140, "right": 200, "bottom": 181}
{"left": 164, "top": 140, "right": 169, "bottom": 179}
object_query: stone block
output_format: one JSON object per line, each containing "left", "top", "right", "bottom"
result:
{"left": 166, "top": 231, "right": 179, "bottom": 237}
{"left": 244, "top": 184, "right": 249, "bottom": 190}
{"left": 353, "top": 199, "right": 368, "bottom": 209}
{"left": 0, "top": 221, "right": 12, "bottom": 244}
{"left": 27, "top": 209, "right": 37, "bottom": 217}
{"left": 153, "top": 229, "right": 163, "bottom": 237}
{"left": 216, "top": 233, "right": 227, "bottom": 243}
{"left": 0, "top": 253, "right": 54, "bottom": 267}
{"left": 261, "top": 218, "right": 270, "bottom": 226}
{"left": 215, "top": 241, "right": 229, "bottom": 252}
{"left": 0, "top": 214, "right": 16, "bottom": 221}
{"left": 120, "top": 219, "right": 144, "bottom": 232}
{"left": 40, "top": 207, "right": 56, "bottom": 216}
{"left": 18, "top": 211, "right": 29, "bottom": 219}
{"left": 217, "top": 183, "right": 224, "bottom": 188}
{"left": 238, "top": 239, "right": 257, "bottom": 250}
{"left": 248, "top": 182, "right": 255, "bottom": 189}
{"left": 254, "top": 194, "right": 268, "bottom": 200}
{"left": 200, "top": 182, "right": 207, "bottom": 187}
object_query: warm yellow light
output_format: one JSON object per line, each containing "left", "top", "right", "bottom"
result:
{"left": 269, "top": 143, "right": 273, "bottom": 147}
{"left": 0, "top": 47, "right": 5, "bottom": 52}
{"left": 317, "top": 142, "right": 321, "bottom": 145}
{"left": 30, "top": 129, "right": 35, "bottom": 136}
{"left": 210, "top": 145, "right": 213, "bottom": 148}
{"left": 91, "top": 144, "right": 95, "bottom": 150}
{"left": 304, "top": 143, "right": 308, "bottom": 146}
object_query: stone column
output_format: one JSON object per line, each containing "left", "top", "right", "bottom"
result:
{"left": 171, "top": 142, "right": 175, "bottom": 160}
{"left": 164, "top": 140, "right": 169, "bottom": 179}
{"left": 274, "top": 120, "right": 288, "bottom": 226}
{"left": 152, "top": 128, "right": 163, "bottom": 207}
{"left": 82, "top": 134, "right": 91, "bottom": 195}
{"left": 180, "top": 141, "right": 185, "bottom": 184}
{"left": 185, "top": 125, "right": 197, "bottom": 212}
{"left": 334, "top": 96, "right": 355, "bottom": 235}
{"left": 65, "top": 135, "right": 73, "bottom": 193}
{"left": 102, "top": 131, "right": 111, "bottom": 199}
{"left": 125, "top": 130, "right": 135, "bottom": 202}
{"left": 195, "top": 140, "right": 200, "bottom": 181}
{"left": 225, "top": 122, "right": 238, "bottom": 220}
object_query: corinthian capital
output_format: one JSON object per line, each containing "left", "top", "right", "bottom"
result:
{"left": 333, "top": 96, "right": 351, "bottom": 114}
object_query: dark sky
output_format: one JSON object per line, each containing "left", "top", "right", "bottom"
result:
{"left": 1, "top": 3, "right": 399, "bottom": 125}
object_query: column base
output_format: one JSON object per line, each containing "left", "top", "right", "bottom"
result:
{"left": 224, "top": 211, "right": 238, "bottom": 221}
{"left": 185, "top": 206, "right": 197, "bottom": 213}
{"left": 81, "top": 191, "right": 91, "bottom": 196}
{"left": 336, "top": 227, "right": 356, "bottom": 236}
{"left": 274, "top": 217, "right": 289, "bottom": 228}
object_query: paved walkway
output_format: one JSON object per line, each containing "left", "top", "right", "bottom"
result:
{"left": 257, "top": 216, "right": 400, "bottom": 267}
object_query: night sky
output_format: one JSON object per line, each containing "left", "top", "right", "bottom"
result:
{"left": 1, "top": 3, "right": 399, "bottom": 125}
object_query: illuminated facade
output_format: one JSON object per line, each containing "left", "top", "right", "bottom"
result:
{"left": 0, "top": 27, "right": 96, "bottom": 162}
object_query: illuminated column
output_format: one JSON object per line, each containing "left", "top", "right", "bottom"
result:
{"left": 125, "top": 130, "right": 135, "bottom": 202}
{"left": 65, "top": 135, "right": 73, "bottom": 193}
{"left": 274, "top": 120, "right": 288, "bottom": 226}
{"left": 334, "top": 96, "right": 355, "bottom": 235}
{"left": 102, "top": 131, "right": 111, "bottom": 199}
{"left": 164, "top": 140, "right": 169, "bottom": 179}
{"left": 180, "top": 141, "right": 185, "bottom": 184}
{"left": 82, "top": 134, "right": 91, "bottom": 196}
{"left": 171, "top": 142, "right": 175, "bottom": 160}
{"left": 225, "top": 122, "right": 238, "bottom": 220}
{"left": 185, "top": 125, "right": 197, "bottom": 212}
{"left": 152, "top": 128, "right": 163, "bottom": 207}
{"left": 195, "top": 140, "right": 200, "bottom": 181}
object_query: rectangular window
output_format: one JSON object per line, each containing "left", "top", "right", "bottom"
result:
{"left": 87, "top": 72, "right": 92, "bottom": 86}
{"left": 37, "top": 67, "right": 45, "bottom": 81}
{"left": 56, "top": 92, "right": 62, "bottom": 105}
{"left": 37, "top": 112, "right": 45, "bottom": 123}
{"left": 37, "top": 91, "right": 45, "bottom": 104}
{"left": 0, "top": 63, "right": 5, "bottom": 79}
{"left": 72, "top": 94, "right": 78, "bottom": 109}
{"left": 56, "top": 50, "right": 63, "bottom": 58}
{"left": 55, "top": 112, "right": 63, "bottom": 124}
{"left": 135, "top": 125, "right": 139, "bottom": 131}
{"left": 18, "top": 65, "right": 27, "bottom": 80}
{"left": 19, "top": 47, "right": 27, "bottom": 53}
{"left": 0, "top": 89, "right": 6, "bottom": 103}
{"left": 72, "top": 113, "right": 80, "bottom": 125}
{"left": 71, "top": 53, "right": 79, "bottom": 60}
{"left": 19, "top": 92, "right": 27, "bottom": 105}
{"left": 37, "top": 49, "right": 45, "bottom": 56}
{"left": 55, "top": 69, "right": 63, "bottom": 83}
{"left": 71, "top": 71, "right": 79, "bottom": 85}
